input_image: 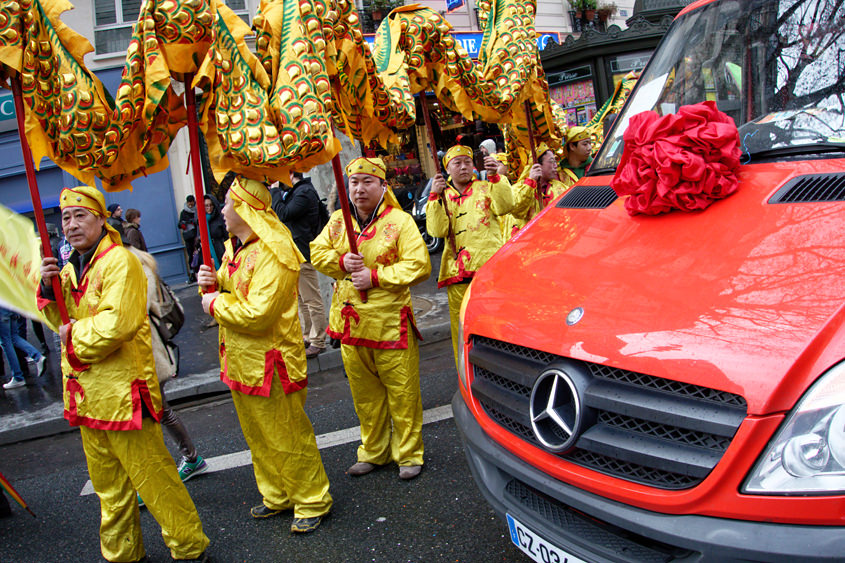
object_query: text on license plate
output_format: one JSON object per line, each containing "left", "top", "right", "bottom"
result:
{"left": 507, "top": 513, "right": 590, "bottom": 563}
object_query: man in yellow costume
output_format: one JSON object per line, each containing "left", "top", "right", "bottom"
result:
{"left": 505, "top": 143, "right": 575, "bottom": 239}
{"left": 561, "top": 126, "right": 594, "bottom": 181}
{"left": 38, "top": 186, "right": 209, "bottom": 563}
{"left": 310, "top": 157, "right": 431, "bottom": 480}
{"left": 196, "top": 175, "right": 332, "bottom": 533}
{"left": 426, "top": 145, "right": 513, "bottom": 366}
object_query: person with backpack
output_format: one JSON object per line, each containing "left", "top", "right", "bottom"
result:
{"left": 124, "top": 241, "right": 208, "bottom": 492}
{"left": 271, "top": 171, "right": 330, "bottom": 359}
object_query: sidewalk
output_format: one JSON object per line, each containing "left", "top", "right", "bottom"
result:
{"left": 0, "top": 281, "right": 451, "bottom": 446}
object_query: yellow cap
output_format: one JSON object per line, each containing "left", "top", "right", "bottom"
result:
{"left": 442, "top": 145, "right": 473, "bottom": 169}
{"left": 565, "top": 126, "right": 590, "bottom": 146}
{"left": 60, "top": 186, "right": 107, "bottom": 217}
{"left": 229, "top": 176, "right": 304, "bottom": 271}
{"left": 346, "top": 157, "right": 387, "bottom": 180}
{"left": 59, "top": 186, "right": 122, "bottom": 246}
{"left": 230, "top": 176, "right": 271, "bottom": 210}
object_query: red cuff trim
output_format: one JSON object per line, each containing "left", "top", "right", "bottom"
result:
{"left": 524, "top": 178, "right": 537, "bottom": 188}
{"left": 36, "top": 285, "right": 53, "bottom": 311}
{"left": 488, "top": 173, "right": 501, "bottom": 183}
{"left": 339, "top": 253, "right": 348, "bottom": 273}
{"left": 370, "top": 268, "right": 379, "bottom": 288}
{"left": 437, "top": 272, "right": 476, "bottom": 289}
{"left": 209, "top": 296, "right": 217, "bottom": 317}
{"left": 428, "top": 193, "right": 439, "bottom": 202}
{"left": 65, "top": 324, "right": 90, "bottom": 372}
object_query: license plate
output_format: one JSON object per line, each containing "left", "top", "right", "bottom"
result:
{"left": 507, "top": 513, "right": 590, "bottom": 563}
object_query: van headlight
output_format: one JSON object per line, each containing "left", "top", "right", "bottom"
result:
{"left": 456, "top": 283, "right": 472, "bottom": 390}
{"left": 744, "top": 360, "right": 845, "bottom": 494}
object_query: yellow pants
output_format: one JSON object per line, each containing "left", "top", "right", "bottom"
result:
{"left": 341, "top": 333, "right": 423, "bottom": 467}
{"left": 231, "top": 379, "right": 332, "bottom": 519}
{"left": 447, "top": 283, "right": 469, "bottom": 372}
{"left": 80, "top": 419, "right": 209, "bottom": 562}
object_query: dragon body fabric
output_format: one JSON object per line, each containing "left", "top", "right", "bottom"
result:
{"left": 1, "top": 0, "right": 571, "bottom": 190}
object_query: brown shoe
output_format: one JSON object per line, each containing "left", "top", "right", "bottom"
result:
{"left": 305, "top": 345, "right": 323, "bottom": 359}
{"left": 347, "top": 462, "right": 376, "bottom": 476}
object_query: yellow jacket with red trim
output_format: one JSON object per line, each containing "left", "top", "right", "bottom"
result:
{"left": 37, "top": 236, "right": 163, "bottom": 429}
{"left": 310, "top": 203, "right": 431, "bottom": 349}
{"left": 210, "top": 236, "right": 307, "bottom": 396}
{"left": 425, "top": 174, "right": 513, "bottom": 288}
{"left": 505, "top": 176, "right": 575, "bottom": 238}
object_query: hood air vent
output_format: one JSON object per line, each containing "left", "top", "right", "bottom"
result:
{"left": 556, "top": 185, "right": 618, "bottom": 209}
{"left": 769, "top": 173, "right": 845, "bottom": 204}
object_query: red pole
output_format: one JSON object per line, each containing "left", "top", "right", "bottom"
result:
{"left": 524, "top": 100, "right": 537, "bottom": 163}
{"left": 330, "top": 153, "right": 367, "bottom": 302}
{"left": 183, "top": 74, "right": 216, "bottom": 292}
{"left": 11, "top": 74, "right": 70, "bottom": 325}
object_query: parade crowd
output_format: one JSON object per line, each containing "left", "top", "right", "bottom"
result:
{"left": 2, "top": 130, "right": 592, "bottom": 562}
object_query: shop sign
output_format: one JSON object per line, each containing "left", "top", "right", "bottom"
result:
{"left": 610, "top": 52, "right": 652, "bottom": 74}
{"left": 446, "top": 0, "right": 465, "bottom": 12}
{"left": 547, "top": 65, "right": 592, "bottom": 85}
{"left": 0, "top": 92, "right": 17, "bottom": 133}
{"left": 364, "top": 31, "right": 561, "bottom": 60}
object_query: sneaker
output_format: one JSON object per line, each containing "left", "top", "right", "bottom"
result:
{"left": 177, "top": 456, "right": 208, "bottom": 482}
{"left": 3, "top": 379, "right": 25, "bottom": 390}
{"left": 399, "top": 465, "right": 422, "bottom": 480}
{"left": 34, "top": 356, "right": 46, "bottom": 376}
{"left": 291, "top": 514, "right": 325, "bottom": 533}
{"left": 250, "top": 504, "right": 286, "bottom": 519}
{"left": 347, "top": 461, "right": 376, "bottom": 476}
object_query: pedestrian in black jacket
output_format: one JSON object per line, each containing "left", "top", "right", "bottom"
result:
{"left": 203, "top": 194, "right": 227, "bottom": 270}
{"left": 271, "top": 172, "right": 328, "bottom": 358}
{"left": 179, "top": 195, "right": 199, "bottom": 281}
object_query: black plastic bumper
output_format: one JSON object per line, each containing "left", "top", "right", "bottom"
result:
{"left": 452, "top": 391, "right": 845, "bottom": 562}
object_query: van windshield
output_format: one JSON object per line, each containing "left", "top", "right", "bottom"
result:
{"left": 592, "top": 0, "right": 845, "bottom": 171}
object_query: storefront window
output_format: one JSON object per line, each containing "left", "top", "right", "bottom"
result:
{"left": 548, "top": 65, "right": 597, "bottom": 127}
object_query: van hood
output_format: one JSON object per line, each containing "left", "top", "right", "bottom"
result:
{"left": 466, "top": 161, "right": 845, "bottom": 415}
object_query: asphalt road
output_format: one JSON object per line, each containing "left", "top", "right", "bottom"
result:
{"left": 0, "top": 339, "right": 524, "bottom": 563}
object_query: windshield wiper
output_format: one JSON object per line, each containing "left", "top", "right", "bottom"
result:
{"left": 744, "top": 142, "right": 845, "bottom": 162}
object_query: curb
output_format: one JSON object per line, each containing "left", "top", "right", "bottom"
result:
{"left": 0, "top": 321, "right": 452, "bottom": 447}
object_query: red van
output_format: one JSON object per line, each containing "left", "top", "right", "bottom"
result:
{"left": 453, "top": 1, "right": 845, "bottom": 561}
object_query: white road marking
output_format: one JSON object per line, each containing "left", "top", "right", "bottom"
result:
{"left": 79, "top": 404, "right": 454, "bottom": 496}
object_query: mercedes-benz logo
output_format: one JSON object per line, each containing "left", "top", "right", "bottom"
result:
{"left": 529, "top": 369, "right": 581, "bottom": 452}
{"left": 566, "top": 307, "right": 584, "bottom": 326}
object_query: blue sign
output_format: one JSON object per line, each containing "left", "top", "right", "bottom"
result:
{"left": 446, "top": 0, "right": 465, "bottom": 11}
{"left": 0, "top": 92, "right": 14, "bottom": 121}
{"left": 364, "top": 31, "right": 560, "bottom": 59}
{"left": 0, "top": 91, "right": 17, "bottom": 133}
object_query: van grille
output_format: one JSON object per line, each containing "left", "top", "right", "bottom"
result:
{"left": 769, "top": 173, "right": 845, "bottom": 203}
{"left": 469, "top": 336, "right": 747, "bottom": 490}
{"left": 556, "top": 185, "right": 618, "bottom": 208}
{"left": 505, "top": 479, "right": 694, "bottom": 562}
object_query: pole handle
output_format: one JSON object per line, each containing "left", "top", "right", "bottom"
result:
{"left": 330, "top": 155, "right": 367, "bottom": 303}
